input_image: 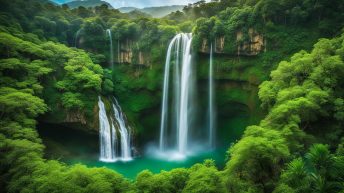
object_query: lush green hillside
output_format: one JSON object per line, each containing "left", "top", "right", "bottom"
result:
{"left": 119, "top": 5, "right": 185, "bottom": 18}
{"left": 118, "top": 7, "right": 137, "bottom": 13}
{"left": 141, "top": 5, "right": 185, "bottom": 18}
{"left": 0, "top": 0, "right": 343, "bottom": 192}
{"left": 64, "top": 0, "right": 113, "bottom": 9}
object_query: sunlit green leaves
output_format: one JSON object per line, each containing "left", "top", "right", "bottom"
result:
{"left": 275, "top": 144, "right": 344, "bottom": 193}
{"left": 0, "top": 87, "right": 47, "bottom": 118}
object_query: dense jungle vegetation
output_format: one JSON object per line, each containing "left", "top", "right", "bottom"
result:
{"left": 0, "top": 0, "right": 343, "bottom": 192}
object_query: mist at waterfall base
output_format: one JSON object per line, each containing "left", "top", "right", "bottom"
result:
{"left": 37, "top": 111, "right": 247, "bottom": 179}
{"left": 37, "top": 122, "right": 228, "bottom": 179}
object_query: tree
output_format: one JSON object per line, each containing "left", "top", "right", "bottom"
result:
{"left": 225, "top": 126, "right": 290, "bottom": 192}
{"left": 183, "top": 161, "right": 225, "bottom": 193}
{"left": 275, "top": 144, "right": 344, "bottom": 193}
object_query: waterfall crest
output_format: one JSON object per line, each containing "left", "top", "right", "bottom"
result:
{"left": 98, "top": 96, "right": 133, "bottom": 162}
{"left": 159, "top": 33, "right": 194, "bottom": 156}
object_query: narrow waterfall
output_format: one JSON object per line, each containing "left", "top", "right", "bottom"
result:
{"left": 112, "top": 97, "right": 132, "bottom": 161}
{"left": 74, "top": 29, "right": 82, "bottom": 48}
{"left": 208, "top": 44, "right": 215, "bottom": 148}
{"left": 106, "top": 29, "right": 114, "bottom": 68}
{"left": 98, "top": 96, "right": 117, "bottom": 162}
{"left": 159, "top": 33, "right": 194, "bottom": 156}
{"left": 99, "top": 96, "right": 133, "bottom": 162}
{"left": 117, "top": 39, "right": 120, "bottom": 63}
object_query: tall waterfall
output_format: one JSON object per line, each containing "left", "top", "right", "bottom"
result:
{"left": 98, "top": 96, "right": 133, "bottom": 162}
{"left": 98, "top": 96, "right": 117, "bottom": 162}
{"left": 112, "top": 97, "right": 132, "bottom": 161}
{"left": 178, "top": 34, "right": 193, "bottom": 154}
{"left": 106, "top": 29, "right": 114, "bottom": 68}
{"left": 208, "top": 44, "right": 215, "bottom": 148}
{"left": 159, "top": 33, "right": 194, "bottom": 155}
{"left": 159, "top": 35, "right": 179, "bottom": 151}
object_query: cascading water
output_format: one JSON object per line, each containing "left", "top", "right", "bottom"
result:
{"left": 159, "top": 33, "right": 194, "bottom": 156}
{"left": 98, "top": 96, "right": 133, "bottom": 162}
{"left": 112, "top": 97, "right": 132, "bottom": 161}
{"left": 74, "top": 29, "right": 82, "bottom": 48}
{"left": 208, "top": 44, "right": 215, "bottom": 148}
{"left": 178, "top": 34, "right": 193, "bottom": 154}
{"left": 98, "top": 96, "right": 117, "bottom": 162}
{"left": 173, "top": 37, "right": 181, "bottom": 148}
{"left": 106, "top": 29, "right": 114, "bottom": 68}
{"left": 117, "top": 39, "right": 120, "bottom": 64}
{"left": 98, "top": 30, "right": 133, "bottom": 162}
{"left": 159, "top": 35, "right": 180, "bottom": 151}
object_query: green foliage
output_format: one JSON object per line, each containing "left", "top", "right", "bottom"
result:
{"left": 259, "top": 34, "right": 344, "bottom": 136}
{"left": 135, "top": 168, "right": 189, "bottom": 193}
{"left": 191, "top": 0, "right": 343, "bottom": 62}
{"left": 56, "top": 50, "right": 103, "bottom": 92}
{"left": 0, "top": 87, "right": 47, "bottom": 119}
{"left": 224, "top": 31, "right": 344, "bottom": 193}
{"left": 0, "top": 32, "right": 49, "bottom": 57}
{"left": 102, "top": 79, "right": 114, "bottom": 94}
{"left": 136, "top": 170, "right": 173, "bottom": 193}
{"left": 0, "top": 28, "right": 129, "bottom": 193}
{"left": 60, "top": 92, "right": 85, "bottom": 109}
{"left": 134, "top": 161, "right": 226, "bottom": 193}
{"left": 183, "top": 161, "right": 225, "bottom": 193}
{"left": 0, "top": 125, "right": 131, "bottom": 193}
{"left": 225, "top": 126, "right": 290, "bottom": 191}
{"left": 0, "top": 58, "right": 51, "bottom": 93}
{"left": 277, "top": 158, "right": 310, "bottom": 192}
{"left": 275, "top": 144, "right": 344, "bottom": 193}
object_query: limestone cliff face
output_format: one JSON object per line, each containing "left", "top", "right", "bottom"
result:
{"left": 200, "top": 36, "right": 225, "bottom": 53}
{"left": 137, "top": 51, "right": 149, "bottom": 65}
{"left": 199, "top": 28, "right": 265, "bottom": 56}
{"left": 215, "top": 36, "right": 225, "bottom": 53}
{"left": 118, "top": 39, "right": 134, "bottom": 64}
{"left": 200, "top": 39, "right": 208, "bottom": 53}
{"left": 236, "top": 28, "right": 265, "bottom": 56}
{"left": 118, "top": 39, "right": 149, "bottom": 65}
{"left": 63, "top": 108, "right": 98, "bottom": 133}
{"left": 65, "top": 110, "right": 87, "bottom": 125}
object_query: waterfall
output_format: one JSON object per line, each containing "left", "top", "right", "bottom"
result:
{"left": 117, "top": 39, "right": 120, "bottom": 63}
{"left": 74, "top": 29, "right": 82, "bottom": 48}
{"left": 159, "top": 34, "right": 180, "bottom": 151}
{"left": 208, "top": 44, "right": 215, "bottom": 148}
{"left": 173, "top": 37, "right": 181, "bottom": 149}
{"left": 106, "top": 29, "right": 114, "bottom": 68}
{"left": 98, "top": 96, "right": 117, "bottom": 162}
{"left": 112, "top": 97, "right": 132, "bottom": 161}
{"left": 178, "top": 34, "right": 193, "bottom": 154}
{"left": 98, "top": 96, "right": 133, "bottom": 162}
{"left": 159, "top": 33, "right": 194, "bottom": 155}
